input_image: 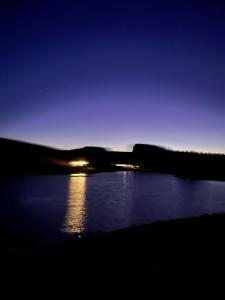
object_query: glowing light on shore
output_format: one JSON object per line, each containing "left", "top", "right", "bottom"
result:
{"left": 115, "top": 164, "right": 139, "bottom": 169}
{"left": 69, "top": 160, "right": 89, "bottom": 167}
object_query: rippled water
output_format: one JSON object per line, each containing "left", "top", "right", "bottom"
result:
{"left": 1, "top": 172, "right": 225, "bottom": 243}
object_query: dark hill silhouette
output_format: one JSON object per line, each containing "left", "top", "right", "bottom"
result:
{"left": 133, "top": 143, "right": 225, "bottom": 180}
{"left": 1, "top": 138, "right": 225, "bottom": 180}
{"left": 0, "top": 138, "right": 68, "bottom": 175}
{"left": 0, "top": 138, "right": 136, "bottom": 174}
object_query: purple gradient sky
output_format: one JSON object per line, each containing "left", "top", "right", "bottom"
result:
{"left": 0, "top": 0, "right": 224, "bottom": 153}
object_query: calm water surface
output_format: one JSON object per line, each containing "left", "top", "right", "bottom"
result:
{"left": 1, "top": 172, "right": 225, "bottom": 244}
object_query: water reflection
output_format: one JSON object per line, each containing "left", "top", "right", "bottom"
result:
{"left": 62, "top": 174, "right": 87, "bottom": 234}
{"left": 2, "top": 173, "right": 225, "bottom": 243}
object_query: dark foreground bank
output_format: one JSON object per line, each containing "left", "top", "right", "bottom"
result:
{"left": 2, "top": 212, "right": 225, "bottom": 281}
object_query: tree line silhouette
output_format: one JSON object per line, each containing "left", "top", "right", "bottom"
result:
{"left": 1, "top": 138, "right": 225, "bottom": 180}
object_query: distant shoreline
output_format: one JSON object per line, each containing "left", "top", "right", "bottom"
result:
{"left": 1, "top": 137, "right": 225, "bottom": 182}
{"left": 1, "top": 168, "right": 225, "bottom": 183}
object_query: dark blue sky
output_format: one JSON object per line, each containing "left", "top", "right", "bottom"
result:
{"left": 1, "top": 0, "right": 224, "bottom": 152}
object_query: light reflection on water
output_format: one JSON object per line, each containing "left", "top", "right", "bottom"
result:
{"left": 1, "top": 172, "right": 225, "bottom": 244}
{"left": 62, "top": 174, "right": 87, "bottom": 234}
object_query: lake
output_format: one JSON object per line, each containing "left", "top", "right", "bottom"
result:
{"left": 1, "top": 172, "right": 225, "bottom": 245}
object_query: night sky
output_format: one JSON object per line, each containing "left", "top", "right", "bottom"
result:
{"left": 1, "top": 0, "right": 224, "bottom": 153}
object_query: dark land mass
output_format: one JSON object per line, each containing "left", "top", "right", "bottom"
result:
{"left": 1, "top": 138, "right": 225, "bottom": 284}
{"left": 2, "top": 212, "right": 225, "bottom": 280}
{"left": 1, "top": 137, "right": 225, "bottom": 181}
